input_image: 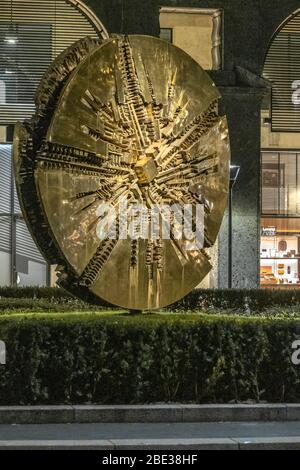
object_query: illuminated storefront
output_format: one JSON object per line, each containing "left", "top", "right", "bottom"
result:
{"left": 260, "top": 151, "right": 300, "bottom": 288}
{"left": 260, "top": 217, "right": 300, "bottom": 287}
{"left": 260, "top": 8, "right": 300, "bottom": 289}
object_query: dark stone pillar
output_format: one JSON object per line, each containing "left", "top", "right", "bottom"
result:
{"left": 218, "top": 87, "right": 265, "bottom": 288}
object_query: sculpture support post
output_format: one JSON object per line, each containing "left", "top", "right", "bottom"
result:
{"left": 228, "top": 165, "right": 240, "bottom": 289}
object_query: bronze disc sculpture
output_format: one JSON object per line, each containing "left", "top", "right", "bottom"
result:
{"left": 14, "top": 35, "right": 230, "bottom": 310}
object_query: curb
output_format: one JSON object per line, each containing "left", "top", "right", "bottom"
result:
{"left": 0, "top": 404, "right": 300, "bottom": 424}
{"left": 0, "top": 437, "right": 300, "bottom": 450}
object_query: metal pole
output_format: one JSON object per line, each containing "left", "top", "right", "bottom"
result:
{"left": 228, "top": 165, "right": 240, "bottom": 289}
{"left": 10, "top": 150, "right": 17, "bottom": 287}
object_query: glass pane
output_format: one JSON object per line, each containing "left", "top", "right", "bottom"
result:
{"left": 260, "top": 217, "right": 300, "bottom": 286}
{"left": 0, "top": 23, "right": 52, "bottom": 106}
{"left": 261, "top": 152, "right": 279, "bottom": 214}
{"left": 0, "top": 143, "right": 11, "bottom": 254}
{"left": 160, "top": 28, "right": 172, "bottom": 43}
{"left": 280, "top": 153, "right": 297, "bottom": 215}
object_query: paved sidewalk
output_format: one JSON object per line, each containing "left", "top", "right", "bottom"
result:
{"left": 0, "top": 421, "right": 300, "bottom": 449}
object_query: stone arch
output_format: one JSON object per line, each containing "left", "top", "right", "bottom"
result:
{"left": 263, "top": 8, "right": 300, "bottom": 67}
{"left": 263, "top": 8, "right": 300, "bottom": 132}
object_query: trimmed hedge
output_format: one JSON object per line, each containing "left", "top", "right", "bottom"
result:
{"left": 2, "top": 286, "right": 300, "bottom": 313}
{"left": 0, "top": 313, "right": 300, "bottom": 404}
{"left": 0, "top": 298, "right": 104, "bottom": 314}
{"left": 0, "top": 286, "right": 74, "bottom": 300}
{"left": 0, "top": 287, "right": 113, "bottom": 313}
{"left": 170, "top": 288, "right": 300, "bottom": 312}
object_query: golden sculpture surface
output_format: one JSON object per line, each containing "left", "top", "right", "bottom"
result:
{"left": 14, "top": 35, "right": 230, "bottom": 310}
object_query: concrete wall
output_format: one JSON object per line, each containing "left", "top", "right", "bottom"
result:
{"left": 159, "top": 10, "right": 213, "bottom": 69}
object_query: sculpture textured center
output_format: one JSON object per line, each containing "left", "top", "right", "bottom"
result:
{"left": 134, "top": 157, "right": 158, "bottom": 185}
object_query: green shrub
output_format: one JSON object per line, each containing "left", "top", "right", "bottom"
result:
{"left": 0, "top": 286, "right": 74, "bottom": 300}
{"left": 0, "top": 298, "right": 106, "bottom": 314}
{"left": 1, "top": 287, "right": 300, "bottom": 313}
{"left": 170, "top": 288, "right": 300, "bottom": 312}
{"left": 0, "top": 313, "right": 300, "bottom": 404}
{"left": 0, "top": 287, "right": 117, "bottom": 313}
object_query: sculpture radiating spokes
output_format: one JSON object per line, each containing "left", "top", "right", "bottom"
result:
{"left": 14, "top": 35, "right": 230, "bottom": 310}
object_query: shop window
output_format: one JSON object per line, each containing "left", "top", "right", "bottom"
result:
{"left": 261, "top": 151, "right": 300, "bottom": 216}
{"left": 160, "top": 28, "right": 173, "bottom": 43}
{"left": 261, "top": 151, "right": 300, "bottom": 287}
{"left": 260, "top": 218, "right": 300, "bottom": 287}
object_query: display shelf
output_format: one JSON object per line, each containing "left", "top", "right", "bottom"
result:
{"left": 261, "top": 283, "right": 300, "bottom": 287}
{"left": 260, "top": 257, "right": 300, "bottom": 260}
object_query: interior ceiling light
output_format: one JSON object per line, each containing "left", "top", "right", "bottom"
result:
{"left": 4, "top": 1, "right": 18, "bottom": 45}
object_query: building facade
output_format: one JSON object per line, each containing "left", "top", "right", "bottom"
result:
{"left": 1, "top": 0, "right": 300, "bottom": 288}
{"left": 0, "top": 0, "right": 107, "bottom": 286}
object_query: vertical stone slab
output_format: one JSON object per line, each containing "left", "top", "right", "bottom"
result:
{"left": 218, "top": 88, "right": 265, "bottom": 288}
